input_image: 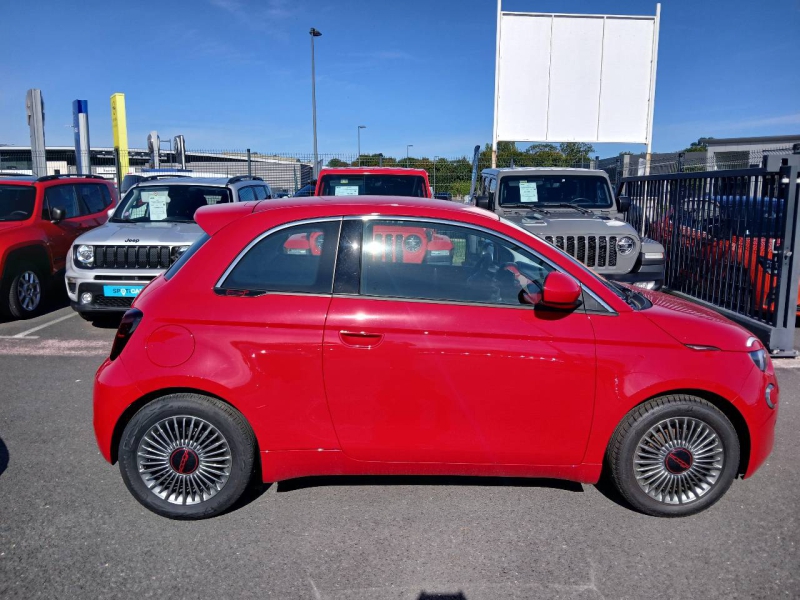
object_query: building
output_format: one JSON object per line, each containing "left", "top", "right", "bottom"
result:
{"left": 0, "top": 146, "right": 313, "bottom": 193}
{"left": 698, "top": 134, "right": 800, "bottom": 170}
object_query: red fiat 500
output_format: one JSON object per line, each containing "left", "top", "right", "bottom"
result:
{"left": 94, "top": 196, "right": 779, "bottom": 520}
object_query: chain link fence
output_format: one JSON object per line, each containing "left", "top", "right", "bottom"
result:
{"left": 3, "top": 145, "right": 797, "bottom": 198}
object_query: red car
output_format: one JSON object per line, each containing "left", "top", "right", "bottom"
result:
{"left": 0, "top": 174, "right": 117, "bottom": 318}
{"left": 94, "top": 196, "right": 778, "bottom": 519}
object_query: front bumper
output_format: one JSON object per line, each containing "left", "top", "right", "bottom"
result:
{"left": 607, "top": 251, "right": 665, "bottom": 290}
{"left": 66, "top": 263, "right": 162, "bottom": 313}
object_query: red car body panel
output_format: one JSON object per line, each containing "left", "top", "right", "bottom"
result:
{"left": 93, "top": 196, "right": 778, "bottom": 484}
{"left": 0, "top": 177, "right": 117, "bottom": 280}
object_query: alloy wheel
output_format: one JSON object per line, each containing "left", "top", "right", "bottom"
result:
{"left": 17, "top": 270, "right": 41, "bottom": 312}
{"left": 136, "top": 416, "right": 232, "bottom": 505}
{"left": 633, "top": 416, "right": 724, "bottom": 505}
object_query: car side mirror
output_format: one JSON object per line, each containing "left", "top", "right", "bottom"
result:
{"left": 618, "top": 195, "right": 631, "bottom": 213}
{"left": 50, "top": 207, "right": 65, "bottom": 224}
{"left": 539, "top": 272, "right": 582, "bottom": 310}
{"left": 475, "top": 195, "right": 490, "bottom": 209}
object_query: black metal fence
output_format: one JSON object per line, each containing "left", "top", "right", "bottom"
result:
{"left": 619, "top": 154, "right": 800, "bottom": 355}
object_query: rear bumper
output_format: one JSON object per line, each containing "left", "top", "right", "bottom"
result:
{"left": 93, "top": 357, "right": 143, "bottom": 463}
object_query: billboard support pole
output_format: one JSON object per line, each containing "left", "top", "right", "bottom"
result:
{"left": 110, "top": 93, "right": 129, "bottom": 185}
{"left": 491, "top": 0, "right": 502, "bottom": 168}
{"left": 644, "top": 3, "right": 661, "bottom": 175}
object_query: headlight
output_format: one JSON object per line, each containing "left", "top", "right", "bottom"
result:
{"left": 404, "top": 235, "right": 422, "bottom": 252}
{"left": 76, "top": 244, "right": 94, "bottom": 265}
{"left": 617, "top": 236, "right": 635, "bottom": 255}
{"left": 171, "top": 245, "right": 190, "bottom": 261}
{"left": 749, "top": 348, "right": 768, "bottom": 372}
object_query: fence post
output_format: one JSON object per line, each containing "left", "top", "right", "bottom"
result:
{"left": 614, "top": 157, "right": 621, "bottom": 188}
{"left": 247, "top": 149, "right": 252, "bottom": 177}
{"left": 677, "top": 152, "right": 685, "bottom": 173}
{"left": 768, "top": 154, "right": 800, "bottom": 355}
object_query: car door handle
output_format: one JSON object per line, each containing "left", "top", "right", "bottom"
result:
{"left": 339, "top": 330, "right": 384, "bottom": 347}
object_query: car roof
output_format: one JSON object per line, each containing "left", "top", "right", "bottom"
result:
{"left": 319, "top": 167, "right": 429, "bottom": 176}
{"left": 482, "top": 167, "right": 606, "bottom": 176}
{"left": 136, "top": 177, "right": 231, "bottom": 187}
{"left": 0, "top": 175, "right": 36, "bottom": 184}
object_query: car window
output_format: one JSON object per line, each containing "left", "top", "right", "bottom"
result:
{"left": 319, "top": 174, "right": 427, "bottom": 197}
{"left": 254, "top": 186, "right": 269, "bottom": 200}
{"left": 238, "top": 186, "right": 257, "bottom": 202}
{"left": 78, "top": 184, "right": 107, "bottom": 214}
{"left": 220, "top": 220, "right": 341, "bottom": 294}
{"left": 44, "top": 185, "right": 79, "bottom": 219}
{"left": 100, "top": 184, "right": 113, "bottom": 207}
{"left": 360, "top": 220, "right": 555, "bottom": 306}
{"left": 113, "top": 185, "right": 231, "bottom": 223}
{"left": 0, "top": 185, "right": 36, "bottom": 221}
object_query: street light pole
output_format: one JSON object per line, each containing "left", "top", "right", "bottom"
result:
{"left": 406, "top": 144, "right": 413, "bottom": 168}
{"left": 358, "top": 125, "right": 366, "bottom": 166}
{"left": 310, "top": 28, "right": 322, "bottom": 177}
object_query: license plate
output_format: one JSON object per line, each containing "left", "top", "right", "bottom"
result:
{"left": 103, "top": 285, "right": 144, "bottom": 298}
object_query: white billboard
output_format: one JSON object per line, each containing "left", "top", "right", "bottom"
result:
{"left": 492, "top": 5, "right": 660, "bottom": 155}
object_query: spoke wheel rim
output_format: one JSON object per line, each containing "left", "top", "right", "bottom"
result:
{"left": 136, "top": 415, "right": 232, "bottom": 505}
{"left": 633, "top": 416, "right": 724, "bottom": 505}
{"left": 17, "top": 271, "right": 41, "bottom": 312}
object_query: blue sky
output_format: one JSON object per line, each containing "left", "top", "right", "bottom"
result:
{"left": 1, "top": 0, "right": 798, "bottom": 158}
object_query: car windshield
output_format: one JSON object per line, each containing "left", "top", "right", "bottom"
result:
{"left": 0, "top": 185, "right": 36, "bottom": 221}
{"left": 498, "top": 175, "right": 613, "bottom": 208}
{"left": 319, "top": 174, "right": 428, "bottom": 197}
{"left": 112, "top": 185, "right": 231, "bottom": 223}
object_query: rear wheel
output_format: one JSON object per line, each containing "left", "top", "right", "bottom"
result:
{"left": 1, "top": 262, "right": 45, "bottom": 319}
{"left": 118, "top": 393, "right": 257, "bottom": 520}
{"left": 607, "top": 394, "right": 739, "bottom": 517}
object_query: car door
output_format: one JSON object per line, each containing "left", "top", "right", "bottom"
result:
{"left": 40, "top": 184, "right": 93, "bottom": 272}
{"left": 208, "top": 218, "right": 343, "bottom": 450}
{"left": 322, "top": 218, "right": 597, "bottom": 466}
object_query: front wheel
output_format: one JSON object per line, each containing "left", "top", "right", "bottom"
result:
{"left": 607, "top": 394, "right": 740, "bottom": 517}
{"left": 1, "top": 262, "right": 46, "bottom": 319}
{"left": 118, "top": 393, "right": 257, "bottom": 520}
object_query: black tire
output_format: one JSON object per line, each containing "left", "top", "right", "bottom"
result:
{"left": 607, "top": 394, "right": 740, "bottom": 517}
{"left": 118, "top": 393, "right": 257, "bottom": 520}
{"left": 1, "top": 261, "right": 46, "bottom": 319}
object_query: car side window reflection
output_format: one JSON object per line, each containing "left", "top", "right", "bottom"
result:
{"left": 360, "top": 220, "right": 554, "bottom": 306}
{"left": 220, "top": 221, "right": 341, "bottom": 294}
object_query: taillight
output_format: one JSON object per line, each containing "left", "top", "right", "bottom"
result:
{"left": 110, "top": 308, "right": 143, "bottom": 360}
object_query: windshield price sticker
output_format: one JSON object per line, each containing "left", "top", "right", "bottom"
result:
{"left": 334, "top": 185, "right": 360, "bottom": 196}
{"left": 519, "top": 181, "right": 539, "bottom": 203}
{"left": 149, "top": 198, "right": 168, "bottom": 220}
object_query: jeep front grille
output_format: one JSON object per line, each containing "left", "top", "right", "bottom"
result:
{"left": 544, "top": 235, "right": 618, "bottom": 268}
{"left": 93, "top": 245, "right": 174, "bottom": 269}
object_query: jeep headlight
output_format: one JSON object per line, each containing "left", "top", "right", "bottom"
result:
{"left": 617, "top": 236, "right": 635, "bottom": 255}
{"left": 76, "top": 244, "right": 94, "bottom": 266}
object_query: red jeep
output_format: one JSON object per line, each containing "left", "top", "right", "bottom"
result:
{"left": 0, "top": 174, "right": 117, "bottom": 318}
{"left": 315, "top": 167, "right": 433, "bottom": 198}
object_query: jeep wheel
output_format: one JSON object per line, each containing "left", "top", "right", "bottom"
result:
{"left": 118, "top": 393, "right": 257, "bottom": 520}
{"left": 607, "top": 394, "right": 739, "bottom": 517}
{"left": 2, "top": 262, "right": 45, "bottom": 319}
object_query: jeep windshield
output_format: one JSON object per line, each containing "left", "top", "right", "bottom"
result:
{"left": 319, "top": 174, "right": 428, "bottom": 197}
{"left": 499, "top": 175, "right": 613, "bottom": 209}
{"left": 0, "top": 185, "right": 36, "bottom": 221}
{"left": 111, "top": 185, "right": 232, "bottom": 223}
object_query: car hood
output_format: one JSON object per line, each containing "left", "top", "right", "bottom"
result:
{"left": 501, "top": 211, "right": 637, "bottom": 237}
{"left": 0, "top": 221, "right": 27, "bottom": 234}
{"left": 638, "top": 289, "right": 756, "bottom": 352}
{"left": 74, "top": 220, "right": 203, "bottom": 246}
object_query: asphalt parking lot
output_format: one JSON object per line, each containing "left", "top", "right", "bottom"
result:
{"left": 0, "top": 302, "right": 798, "bottom": 600}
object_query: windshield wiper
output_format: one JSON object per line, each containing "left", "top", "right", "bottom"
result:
{"left": 502, "top": 203, "right": 550, "bottom": 214}
{"left": 554, "top": 203, "right": 593, "bottom": 215}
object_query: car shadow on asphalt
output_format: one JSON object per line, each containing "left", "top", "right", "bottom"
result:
{"left": 0, "top": 437, "right": 8, "bottom": 478}
{"left": 418, "top": 593, "right": 467, "bottom": 600}
{"left": 276, "top": 474, "right": 584, "bottom": 494}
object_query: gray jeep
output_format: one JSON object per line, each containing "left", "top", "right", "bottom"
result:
{"left": 66, "top": 175, "right": 273, "bottom": 319}
{"left": 475, "top": 167, "right": 665, "bottom": 289}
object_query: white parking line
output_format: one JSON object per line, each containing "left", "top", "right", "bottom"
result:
{"left": 0, "top": 313, "right": 77, "bottom": 339}
{"left": 0, "top": 339, "right": 108, "bottom": 356}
